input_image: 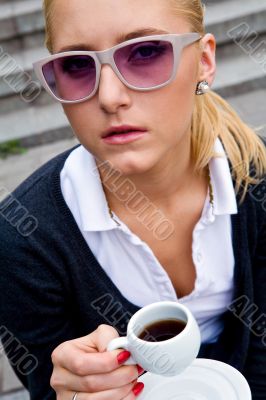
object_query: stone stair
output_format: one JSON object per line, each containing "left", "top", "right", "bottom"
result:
{"left": 0, "top": 0, "right": 266, "bottom": 146}
{"left": 0, "top": 0, "right": 73, "bottom": 146}
{"left": 0, "top": 348, "right": 29, "bottom": 398}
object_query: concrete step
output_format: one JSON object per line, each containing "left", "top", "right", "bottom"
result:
{"left": 0, "top": 0, "right": 43, "bottom": 43}
{"left": 0, "top": 46, "right": 48, "bottom": 102}
{"left": 213, "top": 50, "right": 266, "bottom": 97}
{"left": 204, "top": 0, "right": 230, "bottom": 3}
{"left": 226, "top": 89, "right": 266, "bottom": 137}
{"left": 0, "top": 390, "right": 29, "bottom": 400}
{"left": 0, "top": 352, "right": 23, "bottom": 395}
{"left": 0, "top": 102, "right": 74, "bottom": 145}
{"left": 0, "top": 137, "right": 79, "bottom": 192}
{"left": 0, "top": 90, "right": 52, "bottom": 116}
{"left": 1, "top": 31, "right": 45, "bottom": 57}
{"left": 204, "top": 0, "right": 266, "bottom": 44}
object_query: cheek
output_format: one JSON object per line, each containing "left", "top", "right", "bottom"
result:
{"left": 145, "top": 49, "right": 198, "bottom": 128}
{"left": 145, "top": 74, "right": 196, "bottom": 138}
{"left": 63, "top": 103, "right": 100, "bottom": 143}
{"left": 165, "top": 58, "right": 198, "bottom": 129}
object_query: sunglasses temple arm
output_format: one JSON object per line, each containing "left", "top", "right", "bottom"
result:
{"left": 177, "top": 33, "right": 202, "bottom": 48}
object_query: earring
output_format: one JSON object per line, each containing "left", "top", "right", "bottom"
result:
{"left": 196, "top": 80, "right": 210, "bottom": 95}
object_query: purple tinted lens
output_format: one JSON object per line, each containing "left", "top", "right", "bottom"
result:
{"left": 42, "top": 55, "right": 96, "bottom": 101}
{"left": 114, "top": 40, "right": 174, "bottom": 88}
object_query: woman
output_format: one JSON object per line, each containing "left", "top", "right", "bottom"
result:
{"left": 0, "top": 0, "right": 265, "bottom": 399}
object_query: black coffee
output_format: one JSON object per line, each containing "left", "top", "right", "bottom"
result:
{"left": 138, "top": 318, "right": 186, "bottom": 342}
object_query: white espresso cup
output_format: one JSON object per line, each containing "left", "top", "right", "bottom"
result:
{"left": 107, "top": 301, "right": 201, "bottom": 376}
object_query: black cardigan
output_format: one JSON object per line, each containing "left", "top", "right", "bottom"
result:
{"left": 0, "top": 145, "right": 265, "bottom": 400}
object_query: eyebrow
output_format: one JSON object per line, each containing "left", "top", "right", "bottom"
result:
{"left": 57, "top": 27, "right": 170, "bottom": 53}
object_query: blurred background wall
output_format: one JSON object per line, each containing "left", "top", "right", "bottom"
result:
{"left": 0, "top": 0, "right": 266, "bottom": 398}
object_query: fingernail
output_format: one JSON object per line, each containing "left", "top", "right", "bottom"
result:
{"left": 117, "top": 350, "right": 131, "bottom": 364}
{"left": 132, "top": 382, "right": 144, "bottom": 396}
{"left": 137, "top": 365, "right": 144, "bottom": 375}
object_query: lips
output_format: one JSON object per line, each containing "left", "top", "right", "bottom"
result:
{"left": 102, "top": 125, "right": 147, "bottom": 138}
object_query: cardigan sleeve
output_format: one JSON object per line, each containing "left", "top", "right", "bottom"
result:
{"left": 243, "top": 206, "right": 266, "bottom": 399}
{"left": 0, "top": 216, "right": 77, "bottom": 400}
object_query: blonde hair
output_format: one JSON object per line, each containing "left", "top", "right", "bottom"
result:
{"left": 43, "top": 0, "right": 266, "bottom": 202}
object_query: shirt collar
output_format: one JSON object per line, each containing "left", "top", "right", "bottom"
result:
{"left": 62, "top": 138, "right": 237, "bottom": 232}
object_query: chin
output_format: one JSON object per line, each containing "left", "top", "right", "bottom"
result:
{"left": 114, "top": 162, "right": 149, "bottom": 177}
{"left": 110, "top": 154, "right": 155, "bottom": 176}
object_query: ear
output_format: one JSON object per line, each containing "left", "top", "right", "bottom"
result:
{"left": 197, "top": 33, "right": 216, "bottom": 87}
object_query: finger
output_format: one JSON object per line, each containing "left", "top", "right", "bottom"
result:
{"left": 122, "top": 394, "right": 137, "bottom": 400}
{"left": 73, "top": 324, "right": 120, "bottom": 352}
{"left": 53, "top": 345, "right": 132, "bottom": 376}
{"left": 51, "top": 364, "right": 139, "bottom": 393}
{"left": 52, "top": 327, "right": 129, "bottom": 376}
{"left": 60, "top": 381, "right": 135, "bottom": 400}
{"left": 90, "top": 324, "right": 121, "bottom": 353}
{"left": 122, "top": 382, "right": 145, "bottom": 399}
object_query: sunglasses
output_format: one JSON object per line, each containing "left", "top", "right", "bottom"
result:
{"left": 33, "top": 33, "right": 201, "bottom": 104}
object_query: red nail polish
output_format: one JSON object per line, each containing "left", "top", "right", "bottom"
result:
{"left": 117, "top": 350, "right": 131, "bottom": 364}
{"left": 137, "top": 365, "right": 144, "bottom": 375}
{"left": 132, "top": 382, "right": 144, "bottom": 396}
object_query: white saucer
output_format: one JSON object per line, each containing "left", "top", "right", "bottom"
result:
{"left": 138, "top": 358, "right": 251, "bottom": 400}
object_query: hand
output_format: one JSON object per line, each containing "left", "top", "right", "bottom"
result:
{"left": 50, "top": 324, "right": 145, "bottom": 399}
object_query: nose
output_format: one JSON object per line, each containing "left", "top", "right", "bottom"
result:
{"left": 97, "top": 64, "right": 132, "bottom": 113}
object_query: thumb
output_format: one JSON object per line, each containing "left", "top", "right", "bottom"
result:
{"left": 93, "top": 324, "right": 121, "bottom": 352}
{"left": 76, "top": 324, "right": 121, "bottom": 353}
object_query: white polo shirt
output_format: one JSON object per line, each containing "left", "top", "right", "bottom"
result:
{"left": 60, "top": 138, "right": 238, "bottom": 343}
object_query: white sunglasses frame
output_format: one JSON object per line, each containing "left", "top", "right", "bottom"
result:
{"left": 33, "top": 32, "right": 201, "bottom": 104}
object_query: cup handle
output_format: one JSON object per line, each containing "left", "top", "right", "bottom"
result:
{"left": 107, "top": 337, "right": 136, "bottom": 365}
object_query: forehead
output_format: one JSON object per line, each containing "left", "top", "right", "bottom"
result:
{"left": 50, "top": 0, "right": 189, "bottom": 52}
